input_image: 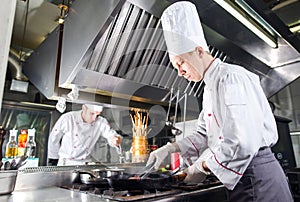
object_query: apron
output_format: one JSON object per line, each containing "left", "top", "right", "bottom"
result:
{"left": 227, "top": 148, "right": 293, "bottom": 202}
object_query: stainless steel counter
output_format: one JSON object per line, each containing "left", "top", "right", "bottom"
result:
{"left": 0, "top": 165, "right": 228, "bottom": 202}
{"left": 15, "top": 163, "right": 145, "bottom": 191}
{"left": 0, "top": 186, "right": 107, "bottom": 202}
{"left": 0, "top": 185, "right": 227, "bottom": 202}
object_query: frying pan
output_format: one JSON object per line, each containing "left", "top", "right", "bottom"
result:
{"left": 107, "top": 171, "right": 186, "bottom": 190}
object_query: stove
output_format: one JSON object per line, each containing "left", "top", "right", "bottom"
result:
{"left": 61, "top": 183, "right": 182, "bottom": 201}
{"left": 102, "top": 188, "right": 182, "bottom": 201}
{"left": 61, "top": 174, "right": 222, "bottom": 201}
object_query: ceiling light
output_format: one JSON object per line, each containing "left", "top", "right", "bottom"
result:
{"left": 235, "top": 0, "right": 278, "bottom": 37}
{"left": 56, "top": 3, "right": 68, "bottom": 24}
{"left": 56, "top": 97, "right": 66, "bottom": 113}
{"left": 213, "top": 0, "right": 278, "bottom": 48}
{"left": 10, "top": 79, "right": 29, "bottom": 93}
{"left": 57, "top": 16, "right": 65, "bottom": 24}
{"left": 290, "top": 24, "right": 300, "bottom": 33}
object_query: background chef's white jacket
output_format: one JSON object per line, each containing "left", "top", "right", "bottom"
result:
{"left": 48, "top": 110, "right": 118, "bottom": 165}
{"left": 177, "top": 58, "right": 278, "bottom": 190}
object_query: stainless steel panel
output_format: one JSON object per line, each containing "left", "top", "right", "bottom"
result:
{"left": 128, "top": 0, "right": 169, "bottom": 18}
{"left": 72, "top": 69, "right": 170, "bottom": 102}
{"left": 0, "top": 170, "right": 17, "bottom": 195}
{"left": 22, "top": 26, "right": 60, "bottom": 98}
{"left": 261, "top": 61, "right": 300, "bottom": 98}
{"left": 24, "top": 0, "right": 300, "bottom": 113}
{"left": 60, "top": 0, "right": 125, "bottom": 85}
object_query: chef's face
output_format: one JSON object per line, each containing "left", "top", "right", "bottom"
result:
{"left": 82, "top": 105, "right": 101, "bottom": 124}
{"left": 170, "top": 47, "right": 206, "bottom": 82}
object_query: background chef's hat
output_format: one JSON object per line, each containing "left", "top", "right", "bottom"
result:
{"left": 85, "top": 104, "right": 103, "bottom": 112}
{"left": 161, "top": 1, "right": 209, "bottom": 58}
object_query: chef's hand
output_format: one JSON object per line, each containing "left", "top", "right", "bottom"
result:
{"left": 183, "top": 148, "right": 212, "bottom": 184}
{"left": 146, "top": 142, "right": 178, "bottom": 170}
{"left": 112, "top": 134, "right": 122, "bottom": 146}
{"left": 183, "top": 164, "right": 207, "bottom": 184}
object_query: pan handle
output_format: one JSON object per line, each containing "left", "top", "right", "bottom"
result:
{"left": 172, "top": 172, "right": 187, "bottom": 182}
{"left": 78, "top": 170, "right": 97, "bottom": 178}
{"left": 71, "top": 170, "right": 97, "bottom": 183}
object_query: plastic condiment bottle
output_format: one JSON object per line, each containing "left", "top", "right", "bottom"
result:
{"left": 24, "top": 128, "right": 36, "bottom": 158}
{"left": 5, "top": 129, "right": 18, "bottom": 158}
{"left": 18, "top": 129, "right": 28, "bottom": 157}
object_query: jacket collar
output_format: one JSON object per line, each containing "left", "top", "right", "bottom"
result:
{"left": 203, "top": 58, "right": 221, "bottom": 89}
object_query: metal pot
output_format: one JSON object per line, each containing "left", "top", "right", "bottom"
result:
{"left": 71, "top": 168, "right": 125, "bottom": 184}
{"left": 0, "top": 170, "right": 18, "bottom": 195}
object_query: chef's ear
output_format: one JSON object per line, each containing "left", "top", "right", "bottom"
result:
{"left": 195, "top": 46, "right": 205, "bottom": 56}
{"left": 82, "top": 104, "right": 87, "bottom": 111}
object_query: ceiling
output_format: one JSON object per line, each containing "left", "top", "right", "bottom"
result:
{"left": 8, "top": 0, "right": 300, "bottom": 105}
{"left": 265, "top": 0, "right": 300, "bottom": 30}
{"left": 10, "top": 0, "right": 300, "bottom": 62}
{"left": 11, "top": 0, "right": 60, "bottom": 53}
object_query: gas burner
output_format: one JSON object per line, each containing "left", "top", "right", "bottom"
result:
{"left": 103, "top": 188, "right": 129, "bottom": 197}
{"left": 103, "top": 188, "right": 153, "bottom": 197}
{"left": 102, "top": 188, "right": 182, "bottom": 201}
{"left": 77, "top": 184, "right": 94, "bottom": 191}
{"left": 61, "top": 183, "right": 108, "bottom": 194}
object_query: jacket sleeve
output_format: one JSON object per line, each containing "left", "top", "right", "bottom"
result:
{"left": 177, "top": 111, "right": 209, "bottom": 166}
{"left": 47, "top": 115, "right": 66, "bottom": 159}
{"left": 98, "top": 117, "right": 118, "bottom": 147}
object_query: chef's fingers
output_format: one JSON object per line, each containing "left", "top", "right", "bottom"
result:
{"left": 146, "top": 153, "right": 155, "bottom": 166}
{"left": 112, "top": 135, "right": 122, "bottom": 146}
{"left": 147, "top": 153, "right": 161, "bottom": 170}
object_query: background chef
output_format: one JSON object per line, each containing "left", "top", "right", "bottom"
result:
{"left": 146, "top": 1, "right": 292, "bottom": 201}
{"left": 48, "top": 104, "right": 122, "bottom": 166}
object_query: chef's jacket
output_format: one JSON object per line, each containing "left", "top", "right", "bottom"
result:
{"left": 177, "top": 58, "right": 278, "bottom": 190}
{"left": 48, "top": 110, "right": 118, "bottom": 165}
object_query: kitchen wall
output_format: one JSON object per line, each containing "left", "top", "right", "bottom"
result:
{"left": 270, "top": 77, "right": 300, "bottom": 166}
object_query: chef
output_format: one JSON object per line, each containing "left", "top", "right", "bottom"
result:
{"left": 146, "top": 1, "right": 293, "bottom": 201}
{"left": 48, "top": 104, "right": 122, "bottom": 166}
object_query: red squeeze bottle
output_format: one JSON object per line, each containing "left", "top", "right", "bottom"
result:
{"left": 170, "top": 152, "right": 180, "bottom": 170}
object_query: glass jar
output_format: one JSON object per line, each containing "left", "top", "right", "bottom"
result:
{"left": 5, "top": 129, "right": 18, "bottom": 158}
{"left": 24, "top": 128, "right": 36, "bottom": 158}
{"left": 131, "top": 136, "right": 148, "bottom": 163}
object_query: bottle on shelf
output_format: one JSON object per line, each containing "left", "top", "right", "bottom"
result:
{"left": 24, "top": 128, "right": 36, "bottom": 158}
{"left": 18, "top": 129, "right": 28, "bottom": 157}
{"left": 5, "top": 129, "right": 18, "bottom": 158}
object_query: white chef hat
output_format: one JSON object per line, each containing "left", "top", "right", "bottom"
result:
{"left": 161, "top": 1, "right": 209, "bottom": 58}
{"left": 85, "top": 104, "right": 103, "bottom": 112}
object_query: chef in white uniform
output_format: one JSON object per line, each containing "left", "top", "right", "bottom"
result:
{"left": 146, "top": 1, "right": 293, "bottom": 201}
{"left": 48, "top": 104, "right": 122, "bottom": 166}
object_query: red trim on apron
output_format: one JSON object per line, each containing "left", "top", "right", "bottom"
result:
{"left": 213, "top": 154, "right": 243, "bottom": 176}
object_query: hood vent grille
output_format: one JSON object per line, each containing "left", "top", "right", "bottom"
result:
{"left": 23, "top": 0, "right": 227, "bottom": 110}
{"left": 78, "top": 1, "right": 227, "bottom": 99}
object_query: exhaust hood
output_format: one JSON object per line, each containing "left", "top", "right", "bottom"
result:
{"left": 22, "top": 0, "right": 300, "bottom": 116}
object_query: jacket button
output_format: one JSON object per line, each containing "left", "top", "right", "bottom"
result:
{"left": 219, "top": 136, "right": 222, "bottom": 139}
{"left": 208, "top": 113, "right": 212, "bottom": 116}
